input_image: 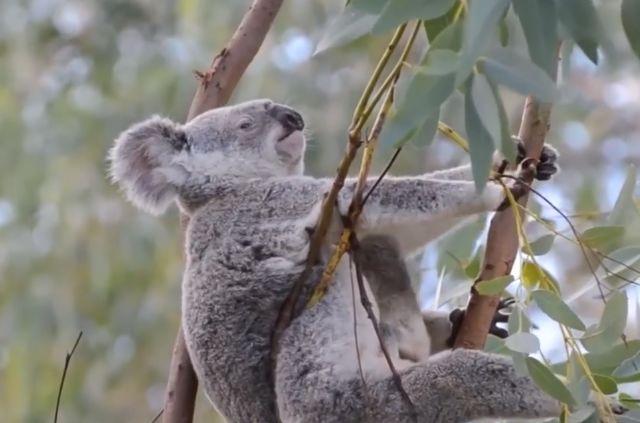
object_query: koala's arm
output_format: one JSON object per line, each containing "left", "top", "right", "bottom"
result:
{"left": 338, "top": 176, "right": 503, "bottom": 253}
{"left": 355, "top": 235, "right": 431, "bottom": 361}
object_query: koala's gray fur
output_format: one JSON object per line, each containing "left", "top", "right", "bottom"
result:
{"left": 110, "top": 99, "right": 560, "bottom": 422}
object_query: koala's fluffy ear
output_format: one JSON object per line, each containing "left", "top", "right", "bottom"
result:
{"left": 109, "top": 116, "right": 189, "bottom": 215}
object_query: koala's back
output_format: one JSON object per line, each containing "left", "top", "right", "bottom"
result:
{"left": 181, "top": 177, "right": 326, "bottom": 422}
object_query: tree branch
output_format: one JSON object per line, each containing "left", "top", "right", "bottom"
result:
{"left": 163, "top": 2, "right": 284, "bottom": 422}
{"left": 453, "top": 97, "right": 552, "bottom": 350}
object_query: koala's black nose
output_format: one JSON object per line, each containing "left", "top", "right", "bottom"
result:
{"left": 269, "top": 105, "right": 304, "bottom": 131}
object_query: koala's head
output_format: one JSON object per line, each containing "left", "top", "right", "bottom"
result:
{"left": 109, "top": 99, "right": 306, "bottom": 214}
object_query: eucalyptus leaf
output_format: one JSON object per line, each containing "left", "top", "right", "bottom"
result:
{"left": 602, "top": 247, "right": 640, "bottom": 286}
{"left": 526, "top": 357, "right": 576, "bottom": 406}
{"left": 465, "top": 76, "right": 495, "bottom": 192}
{"left": 380, "top": 73, "right": 454, "bottom": 147}
{"left": 531, "top": 290, "right": 586, "bottom": 331}
{"left": 423, "top": 3, "right": 458, "bottom": 42}
{"left": 567, "top": 406, "right": 597, "bottom": 423}
{"left": 580, "top": 226, "right": 624, "bottom": 250}
{"left": 592, "top": 373, "right": 617, "bottom": 395}
{"left": 373, "top": 0, "right": 456, "bottom": 35}
{"left": 527, "top": 234, "right": 556, "bottom": 256}
{"left": 475, "top": 275, "right": 515, "bottom": 295}
{"left": 471, "top": 73, "right": 502, "bottom": 153}
{"left": 486, "top": 77, "right": 516, "bottom": 161}
{"left": 552, "top": 341, "right": 640, "bottom": 375}
{"left": 418, "top": 49, "right": 459, "bottom": 75}
{"left": 349, "top": 0, "right": 387, "bottom": 13}
{"left": 622, "top": 0, "right": 640, "bottom": 60}
{"left": 381, "top": 22, "right": 461, "bottom": 147}
{"left": 555, "top": 0, "right": 602, "bottom": 64}
{"left": 613, "top": 350, "right": 640, "bottom": 379}
{"left": 484, "top": 334, "right": 509, "bottom": 354}
{"left": 608, "top": 166, "right": 640, "bottom": 227}
{"left": 479, "top": 50, "right": 557, "bottom": 102}
{"left": 505, "top": 332, "right": 540, "bottom": 354}
{"left": 508, "top": 305, "right": 532, "bottom": 335}
{"left": 581, "top": 291, "right": 628, "bottom": 353}
{"left": 512, "top": 0, "right": 558, "bottom": 76}
{"left": 401, "top": 111, "right": 440, "bottom": 148}
{"left": 456, "top": 0, "right": 510, "bottom": 85}
{"left": 315, "top": 6, "right": 378, "bottom": 54}
{"left": 521, "top": 261, "right": 561, "bottom": 292}
{"left": 619, "top": 393, "right": 640, "bottom": 410}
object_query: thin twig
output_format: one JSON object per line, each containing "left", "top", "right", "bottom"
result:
{"left": 54, "top": 331, "right": 83, "bottom": 423}
{"left": 362, "top": 148, "right": 402, "bottom": 206}
{"left": 151, "top": 408, "right": 164, "bottom": 423}
{"left": 351, "top": 236, "right": 417, "bottom": 419}
{"left": 514, "top": 202, "right": 640, "bottom": 287}
{"left": 500, "top": 174, "right": 607, "bottom": 301}
{"left": 349, "top": 255, "right": 369, "bottom": 410}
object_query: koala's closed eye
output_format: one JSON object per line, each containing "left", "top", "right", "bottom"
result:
{"left": 238, "top": 118, "right": 255, "bottom": 130}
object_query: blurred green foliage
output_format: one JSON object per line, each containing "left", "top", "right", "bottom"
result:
{"left": 1, "top": 0, "right": 640, "bottom": 421}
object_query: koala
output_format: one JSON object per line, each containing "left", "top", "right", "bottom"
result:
{"left": 110, "top": 99, "right": 561, "bottom": 422}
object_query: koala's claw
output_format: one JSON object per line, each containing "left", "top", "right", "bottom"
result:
{"left": 447, "top": 297, "right": 514, "bottom": 346}
{"left": 490, "top": 297, "right": 514, "bottom": 339}
{"left": 515, "top": 141, "right": 559, "bottom": 181}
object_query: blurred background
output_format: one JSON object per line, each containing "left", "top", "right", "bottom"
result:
{"left": 1, "top": 0, "right": 639, "bottom": 421}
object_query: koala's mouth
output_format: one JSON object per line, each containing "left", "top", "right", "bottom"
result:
{"left": 277, "top": 129, "right": 301, "bottom": 142}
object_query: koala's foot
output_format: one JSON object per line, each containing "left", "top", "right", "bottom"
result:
{"left": 446, "top": 298, "right": 514, "bottom": 347}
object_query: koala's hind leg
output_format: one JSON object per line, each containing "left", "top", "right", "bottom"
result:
{"left": 354, "top": 235, "right": 431, "bottom": 361}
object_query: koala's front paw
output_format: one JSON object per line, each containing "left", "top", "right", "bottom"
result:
{"left": 446, "top": 298, "right": 514, "bottom": 347}
{"left": 516, "top": 141, "right": 559, "bottom": 181}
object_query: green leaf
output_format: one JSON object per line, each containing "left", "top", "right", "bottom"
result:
{"left": 479, "top": 50, "right": 557, "bottom": 102}
{"left": 592, "top": 374, "right": 618, "bottom": 395}
{"left": 527, "top": 234, "right": 556, "bottom": 256}
{"left": 418, "top": 49, "right": 460, "bottom": 75}
{"left": 567, "top": 406, "right": 597, "bottom": 423}
{"left": 531, "top": 290, "right": 586, "bottom": 331}
{"left": 581, "top": 291, "right": 628, "bottom": 353}
{"left": 526, "top": 357, "right": 576, "bottom": 406}
{"left": 619, "top": 393, "right": 640, "bottom": 410}
{"left": 552, "top": 341, "right": 640, "bottom": 376}
{"left": 613, "top": 351, "right": 640, "bottom": 379}
{"left": 315, "top": 6, "right": 378, "bottom": 54}
{"left": 608, "top": 166, "right": 640, "bottom": 227}
{"left": 423, "top": 3, "right": 458, "bottom": 42}
{"left": 382, "top": 22, "right": 463, "bottom": 147}
{"left": 465, "top": 76, "right": 495, "bottom": 192}
{"left": 521, "top": 260, "right": 561, "bottom": 292}
{"left": 437, "top": 216, "right": 487, "bottom": 275}
{"left": 512, "top": 0, "right": 558, "bottom": 77}
{"left": 555, "top": 0, "right": 602, "bottom": 64}
{"left": 580, "top": 226, "right": 625, "bottom": 250}
{"left": 471, "top": 73, "right": 502, "bottom": 152}
{"left": 475, "top": 275, "right": 515, "bottom": 295}
{"left": 622, "top": 0, "right": 640, "bottom": 60}
{"left": 505, "top": 332, "right": 540, "bottom": 354}
{"left": 508, "top": 305, "right": 532, "bottom": 334}
{"left": 405, "top": 111, "right": 440, "bottom": 148}
{"left": 349, "top": 0, "right": 387, "bottom": 13}
{"left": 602, "top": 247, "right": 640, "bottom": 286}
{"left": 373, "top": 0, "right": 456, "bottom": 35}
{"left": 484, "top": 334, "right": 509, "bottom": 354}
{"left": 381, "top": 73, "right": 454, "bottom": 146}
{"left": 498, "top": 15, "right": 509, "bottom": 47}
{"left": 456, "top": 0, "right": 511, "bottom": 85}
{"left": 486, "top": 77, "right": 516, "bottom": 161}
